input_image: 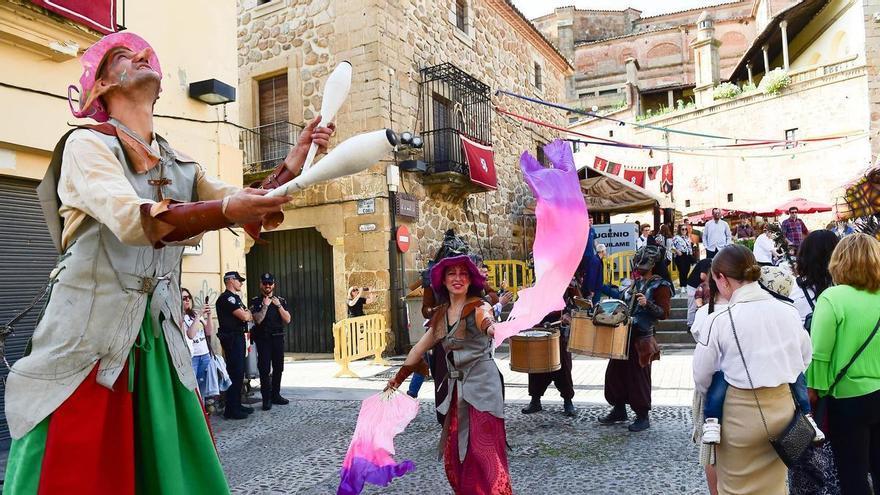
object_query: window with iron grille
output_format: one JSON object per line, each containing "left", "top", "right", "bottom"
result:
{"left": 727, "top": 193, "right": 734, "bottom": 202}
{"left": 789, "top": 178, "right": 801, "bottom": 191}
{"left": 455, "top": 0, "right": 468, "bottom": 33}
{"left": 420, "top": 63, "right": 492, "bottom": 175}
{"left": 685, "top": 199, "right": 691, "bottom": 208}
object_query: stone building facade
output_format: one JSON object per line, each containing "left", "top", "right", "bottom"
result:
{"left": 237, "top": 0, "right": 571, "bottom": 352}
{"left": 531, "top": 0, "right": 798, "bottom": 113}
{"left": 568, "top": 0, "right": 870, "bottom": 230}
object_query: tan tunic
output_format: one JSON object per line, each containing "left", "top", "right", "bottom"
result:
{"left": 57, "top": 129, "right": 239, "bottom": 250}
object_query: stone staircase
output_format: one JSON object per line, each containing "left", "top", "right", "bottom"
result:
{"left": 656, "top": 294, "right": 695, "bottom": 349}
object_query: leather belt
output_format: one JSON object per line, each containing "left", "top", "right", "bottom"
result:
{"left": 119, "top": 273, "right": 169, "bottom": 293}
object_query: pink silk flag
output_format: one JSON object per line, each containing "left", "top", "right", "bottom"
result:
{"left": 337, "top": 392, "right": 420, "bottom": 495}
{"left": 493, "top": 140, "right": 590, "bottom": 348}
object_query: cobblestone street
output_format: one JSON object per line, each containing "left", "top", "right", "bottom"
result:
{"left": 214, "top": 352, "right": 705, "bottom": 494}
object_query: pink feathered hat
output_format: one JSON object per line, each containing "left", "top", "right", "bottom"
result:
{"left": 429, "top": 255, "right": 487, "bottom": 297}
{"left": 68, "top": 32, "right": 162, "bottom": 122}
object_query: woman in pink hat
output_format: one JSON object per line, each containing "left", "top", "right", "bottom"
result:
{"left": 3, "top": 31, "right": 334, "bottom": 494}
{"left": 387, "top": 255, "right": 512, "bottom": 495}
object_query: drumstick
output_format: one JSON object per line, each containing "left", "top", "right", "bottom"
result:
{"left": 301, "top": 61, "right": 352, "bottom": 173}
{"left": 267, "top": 129, "right": 398, "bottom": 197}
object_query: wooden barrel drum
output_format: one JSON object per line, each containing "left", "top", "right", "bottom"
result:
{"left": 509, "top": 329, "right": 561, "bottom": 373}
{"left": 568, "top": 310, "right": 630, "bottom": 360}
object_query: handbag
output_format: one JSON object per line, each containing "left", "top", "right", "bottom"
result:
{"left": 245, "top": 337, "right": 259, "bottom": 379}
{"left": 205, "top": 355, "right": 221, "bottom": 397}
{"left": 728, "top": 310, "right": 814, "bottom": 468}
{"left": 797, "top": 279, "right": 817, "bottom": 333}
{"left": 213, "top": 354, "right": 232, "bottom": 392}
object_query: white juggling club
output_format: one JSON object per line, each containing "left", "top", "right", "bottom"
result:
{"left": 267, "top": 129, "right": 399, "bottom": 198}
{"left": 301, "top": 61, "right": 353, "bottom": 173}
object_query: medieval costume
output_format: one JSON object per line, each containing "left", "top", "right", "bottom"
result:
{"left": 3, "top": 32, "right": 326, "bottom": 494}
{"left": 390, "top": 255, "right": 512, "bottom": 495}
{"left": 599, "top": 246, "right": 672, "bottom": 432}
{"left": 521, "top": 278, "right": 580, "bottom": 417}
{"left": 418, "top": 230, "right": 472, "bottom": 424}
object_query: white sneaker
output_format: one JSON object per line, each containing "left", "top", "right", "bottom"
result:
{"left": 702, "top": 418, "right": 721, "bottom": 444}
{"left": 805, "top": 414, "right": 825, "bottom": 442}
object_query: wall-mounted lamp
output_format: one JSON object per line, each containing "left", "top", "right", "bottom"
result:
{"left": 188, "top": 79, "right": 236, "bottom": 105}
{"left": 396, "top": 130, "right": 425, "bottom": 173}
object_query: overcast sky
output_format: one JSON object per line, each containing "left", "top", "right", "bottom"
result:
{"left": 512, "top": 0, "right": 730, "bottom": 19}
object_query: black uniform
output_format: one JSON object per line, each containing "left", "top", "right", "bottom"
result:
{"left": 216, "top": 289, "right": 248, "bottom": 416}
{"left": 249, "top": 295, "right": 289, "bottom": 404}
{"left": 527, "top": 285, "right": 577, "bottom": 402}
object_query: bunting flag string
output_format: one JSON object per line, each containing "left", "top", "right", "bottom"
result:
{"left": 495, "top": 106, "right": 868, "bottom": 160}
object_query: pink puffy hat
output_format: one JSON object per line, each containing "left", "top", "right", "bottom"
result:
{"left": 67, "top": 31, "right": 162, "bottom": 122}
{"left": 429, "top": 255, "right": 487, "bottom": 296}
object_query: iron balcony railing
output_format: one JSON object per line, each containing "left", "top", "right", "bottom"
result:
{"left": 240, "top": 121, "right": 303, "bottom": 174}
{"left": 420, "top": 63, "right": 493, "bottom": 177}
{"left": 422, "top": 127, "right": 469, "bottom": 175}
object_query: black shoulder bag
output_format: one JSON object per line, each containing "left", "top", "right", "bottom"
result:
{"left": 796, "top": 279, "right": 816, "bottom": 333}
{"left": 728, "top": 310, "right": 815, "bottom": 467}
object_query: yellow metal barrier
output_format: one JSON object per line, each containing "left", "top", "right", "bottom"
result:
{"left": 603, "top": 250, "right": 680, "bottom": 287}
{"left": 332, "top": 314, "right": 389, "bottom": 378}
{"left": 484, "top": 260, "right": 534, "bottom": 297}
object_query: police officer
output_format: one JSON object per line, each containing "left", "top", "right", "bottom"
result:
{"left": 216, "top": 271, "right": 253, "bottom": 420}
{"left": 249, "top": 273, "right": 291, "bottom": 410}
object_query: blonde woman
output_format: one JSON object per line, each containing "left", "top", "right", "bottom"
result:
{"left": 347, "top": 286, "right": 376, "bottom": 317}
{"left": 807, "top": 233, "right": 880, "bottom": 494}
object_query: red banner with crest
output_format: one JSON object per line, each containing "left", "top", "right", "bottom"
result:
{"left": 31, "top": 0, "right": 116, "bottom": 34}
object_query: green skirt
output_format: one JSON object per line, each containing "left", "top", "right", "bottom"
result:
{"left": 4, "top": 301, "right": 230, "bottom": 494}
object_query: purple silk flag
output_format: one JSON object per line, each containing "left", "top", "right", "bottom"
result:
{"left": 337, "top": 391, "right": 419, "bottom": 495}
{"left": 493, "top": 140, "right": 590, "bottom": 348}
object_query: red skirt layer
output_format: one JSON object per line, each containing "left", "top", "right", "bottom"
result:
{"left": 443, "top": 393, "right": 512, "bottom": 495}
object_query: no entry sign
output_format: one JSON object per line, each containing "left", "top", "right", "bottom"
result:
{"left": 396, "top": 225, "right": 411, "bottom": 253}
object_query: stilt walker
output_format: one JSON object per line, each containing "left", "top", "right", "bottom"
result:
{"left": 2, "top": 32, "right": 334, "bottom": 494}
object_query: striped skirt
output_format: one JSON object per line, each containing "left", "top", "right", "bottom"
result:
{"left": 3, "top": 302, "right": 229, "bottom": 494}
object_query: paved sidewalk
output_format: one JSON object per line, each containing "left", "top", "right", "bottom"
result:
{"left": 212, "top": 349, "right": 703, "bottom": 493}
{"left": 274, "top": 348, "right": 696, "bottom": 407}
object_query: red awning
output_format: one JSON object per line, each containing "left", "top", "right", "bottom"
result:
{"left": 460, "top": 134, "right": 497, "bottom": 190}
{"left": 30, "top": 0, "right": 117, "bottom": 34}
{"left": 770, "top": 198, "right": 833, "bottom": 215}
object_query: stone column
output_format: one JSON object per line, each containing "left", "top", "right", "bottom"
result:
{"left": 780, "top": 20, "right": 790, "bottom": 71}
{"left": 862, "top": 0, "right": 880, "bottom": 158}
{"left": 762, "top": 44, "right": 770, "bottom": 73}
{"left": 625, "top": 57, "right": 640, "bottom": 114}
{"left": 747, "top": 62, "right": 754, "bottom": 86}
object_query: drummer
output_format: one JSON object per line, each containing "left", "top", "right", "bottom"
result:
{"left": 521, "top": 276, "right": 582, "bottom": 417}
{"left": 598, "top": 246, "right": 672, "bottom": 432}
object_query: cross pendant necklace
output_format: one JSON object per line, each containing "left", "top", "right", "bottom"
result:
{"left": 147, "top": 161, "right": 171, "bottom": 200}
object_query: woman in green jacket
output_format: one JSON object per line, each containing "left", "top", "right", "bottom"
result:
{"left": 806, "top": 233, "right": 880, "bottom": 495}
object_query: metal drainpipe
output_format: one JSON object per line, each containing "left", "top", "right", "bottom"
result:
{"left": 387, "top": 188, "right": 408, "bottom": 355}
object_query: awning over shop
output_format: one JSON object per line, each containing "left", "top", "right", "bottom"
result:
{"left": 524, "top": 163, "right": 665, "bottom": 215}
